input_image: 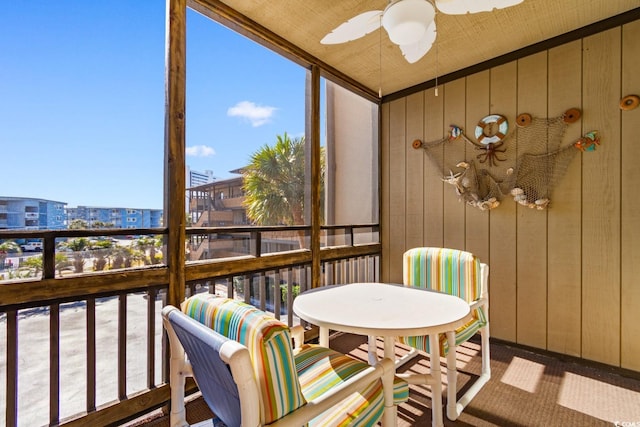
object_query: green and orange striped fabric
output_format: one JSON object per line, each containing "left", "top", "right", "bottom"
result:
{"left": 295, "top": 343, "right": 408, "bottom": 426}
{"left": 398, "top": 247, "right": 487, "bottom": 355}
{"left": 181, "top": 294, "right": 407, "bottom": 426}
{"left": 296, "top": 344, "right": 383, "bottom": 426}
{"left": 182, "top": 294, "right": 305, "bottom": 424}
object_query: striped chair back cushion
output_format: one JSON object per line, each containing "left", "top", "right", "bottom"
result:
{"left": 181, "top": 294, "right": 306, "bottom": 424}
{"left": 403, "top": 247, "right": 482, "bottom": 303}
{"left": 400, "top": 247, "right": 487, "bottom": 354}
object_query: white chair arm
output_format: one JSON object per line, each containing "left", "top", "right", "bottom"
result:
{"left": 219, "top": 340, "right": 262, "bottom": 427}
{"left": 469, "top": 297, "right": 487, "bottom": 312}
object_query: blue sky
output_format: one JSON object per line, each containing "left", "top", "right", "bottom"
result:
{"left": 0, "top": 1, "right": 306, "bottom": 209}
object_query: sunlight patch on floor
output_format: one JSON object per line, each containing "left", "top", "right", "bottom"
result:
{"left": 406, "top": 396, "right": 429, "bottom": 415}
{"left": 500, "top": 356, "right": 545, "bottom": 393}
{"left": 454, "top": 342, "right": 481, "bottom": 368}
{"left": 558, "top": 372, "right": 640, "bottom": 423}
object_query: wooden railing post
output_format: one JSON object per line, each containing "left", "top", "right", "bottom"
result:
{"left": 6, "top": 310, "right": 17, "bottom": 427}
{"left": 165, "top": 0, "right": 187, "bottom": 308}
{"left": 250, "top": 230, "right": 261, "bottom": 257}
{"left": 310, "top": 65, "right": 321, "bottom": 289}
{"left": 50, "top": 303, "right": 60, "bottom": 425}
{"left": 43, "top": 231, "right": 56, "bottom": 279}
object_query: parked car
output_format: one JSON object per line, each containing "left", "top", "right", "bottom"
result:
{"left": 20, "top": 242, "right": 43, "bottom": 252}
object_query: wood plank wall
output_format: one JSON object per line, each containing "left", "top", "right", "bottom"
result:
{"left": 380, "top": 19, "right": 640, "bottom": 371}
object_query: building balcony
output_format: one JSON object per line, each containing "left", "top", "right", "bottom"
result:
{"left": 3, "top": 0, "right": 640, "bottom": 425}
{"left": 218, "top": 195, "right": 244, "bottom": 209}
{"left": 0, "top": 225, "right": 381, "bottom": 426}
{"left": 1, "top": 225, "right": 639, "bottom": 426}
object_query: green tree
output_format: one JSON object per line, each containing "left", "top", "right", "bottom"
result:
{"left": 243, "top": 133, "right": 325, "bottom": 247}
{"left": 134, "top": 236, "right": 162, "bottom": 265}
{"left": 21, "top": 255, "right": 43, "bottom": 276}
{"left": 92, "top": 221, "right": 114, "bottom": 229}
{"left": 0, "top": 240, "right": 21, "bottom": 269}
{"left": 59, "top": 237, "right": 90, "bottom": 273}
{"left": 89, "top": 239, "right": 113, "bottom": 271}
{"left": 55, "top": 253, "right": 72, "bottom": 276}
{"left": 110, "top": 246, "right": 135, "bottom": 269}
{"left": 68, "top": 219, "right": 89, "bottom": 229}
{"left": 11, "top": 253, "right": 70, "bottom": 278}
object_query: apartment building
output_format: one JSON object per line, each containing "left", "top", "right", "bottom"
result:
{"left": 187, "top": 167, "right": 217, "bottom": 188}
{"left": 66, "top": 206, "right": 163, "bottom": 228}
{"left": 0, "top": 196, "right": 66, "bottom": 230}
{"left": 188, "top": 174, "right": 246, "bottom": 227}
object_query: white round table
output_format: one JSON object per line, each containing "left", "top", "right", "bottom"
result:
{"left": 293, "top": 282, "right": 471, "bottom": 427}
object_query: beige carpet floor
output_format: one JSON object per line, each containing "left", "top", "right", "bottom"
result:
{"left": 130, "top": 333, "right": 640, "bottom": 426}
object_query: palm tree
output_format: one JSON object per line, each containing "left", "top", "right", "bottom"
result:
{"left": 68, "top": 219, "right": 89, "bottom": 229}
{"left": 59, "top": 237, "right": 90, "bottom": 273}
{"left": 21, "top": 255, "right": 42, "bottom": 272}
{"left": 9, "top": 251, "right": 69, "bottom": 278}
{"left": 134, "top": 236, "right": 162, "bottom": 265}
{"left": 54, "top": 253, "right": 72, "bottom": 276}
{"left": 91, "top": 221, "right": 114, "bottom": 228}
{"left": 109, "top": 246, "right": 132, "bottom": 269}
{"left": 89, "top": 239, "right": 113, "bottom": 271}
{"left": 243, "top": 133, "right": 325, "bottom": 248}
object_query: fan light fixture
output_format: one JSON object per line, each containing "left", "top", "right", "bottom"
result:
{"left": 382, "top": 0, "right": 435, "bottom": 46}
{"left": 320, "top": 0, "right": 525, "bottom": 64}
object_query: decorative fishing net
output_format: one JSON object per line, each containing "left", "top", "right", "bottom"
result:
{"left": 417, "top": 110, "right": 598, "bottom": 211}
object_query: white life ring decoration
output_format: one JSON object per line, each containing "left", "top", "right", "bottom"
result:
{"left": 474, "top": 114, "right": 508, "bottom": 145}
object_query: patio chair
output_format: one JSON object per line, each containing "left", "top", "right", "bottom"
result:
{"left": 163, "top": 294, "right": 409, "bottom": 427}
{"left": 369, "top": 247, "right": 490, "bottom": 420}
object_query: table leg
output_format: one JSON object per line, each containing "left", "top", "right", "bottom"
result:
{"left": 367, "top": 335, "right": 379, "bottom": 365}
{"left": 445, "top": 330, "right": 458, "bottom": 420}
{"left": 429, "top": 333, "right": 443, "bottom": 427}
{"left": 382, "top": 337, "right": 398, "bottom": 427}
{"left": 319, "top": 326, "right": 329, "bottom": 347}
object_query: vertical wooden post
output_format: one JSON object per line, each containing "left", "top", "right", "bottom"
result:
{"left": 147, "top": 288, "right": 157, "bottom": 389}
{"left": 43, "top": 231, "right": 56, "bottom": 279}
{"left": 86, "top": 297, "right": 96, "bottom": 412}
{"left": 49, "top": 304, "right": 60, "bottom": 425}
{"left": 6, "top": 310, "right": 17, "bottom": 427}
{"left": 165, "top": 0, "right": 187, "bottom": 308}
{"left": 250, "top": 231, "right": 261, "bottom": 257}
{"left": 310, "top": 65, "right": 321, "bottom": 289}
{"left": 118, "top": 295, "right": 127, "bottom": 400}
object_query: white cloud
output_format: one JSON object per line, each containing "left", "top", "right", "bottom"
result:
{"left": 227, "top": 101, "right": 277, "bottom": 127}
{"left": 186, "top": 145, "right": 216, "bottom": 157}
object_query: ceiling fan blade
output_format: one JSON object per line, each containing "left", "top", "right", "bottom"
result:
{"left": 435, "top": 0, "right": 523, "bottom": 14}
{"left": 321, "top": 10, "right": 383, "bottom": 44}
{"left": 399, "top": 20, "right": 436, "bottom": 63}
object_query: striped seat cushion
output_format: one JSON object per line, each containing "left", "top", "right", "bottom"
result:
{"left": 181, "top": 294, "right": 306, "bottom": 424}
{"left": 399, "top": 247, "right": 487, "bottom": 355}
{"left": 398, "top": 307, "right": 487, "bottom": 354}
{"left": 295, "top": 344, "right": 409, "bottom": 426}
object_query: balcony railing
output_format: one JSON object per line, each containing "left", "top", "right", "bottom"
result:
{"left": 0, "top": 224, "right": 380, "bottom": 427}
{"left": 219, "top": 195, "right": 244, "bottom": 209}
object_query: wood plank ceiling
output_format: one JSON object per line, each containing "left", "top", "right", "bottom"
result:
{"left": 193, "top": 0, "right": 639, "bottom": 97}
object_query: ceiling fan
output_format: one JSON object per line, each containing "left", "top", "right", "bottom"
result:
{"left": 321, "top": 0, "right": 524, "bottom": 64}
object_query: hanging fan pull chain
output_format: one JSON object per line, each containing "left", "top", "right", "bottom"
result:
{"left": 379, "top": 14, "right": 383, "bottom": 98}
{"left": 434, "top": 10, "right": 439, "bottom": 96}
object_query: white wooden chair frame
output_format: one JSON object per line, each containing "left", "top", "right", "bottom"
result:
{"left": 368, "top": 261, "right": 490, "bottom": 421}
{"left": 163, "top": 305, "right": 397, "bottom": 427}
